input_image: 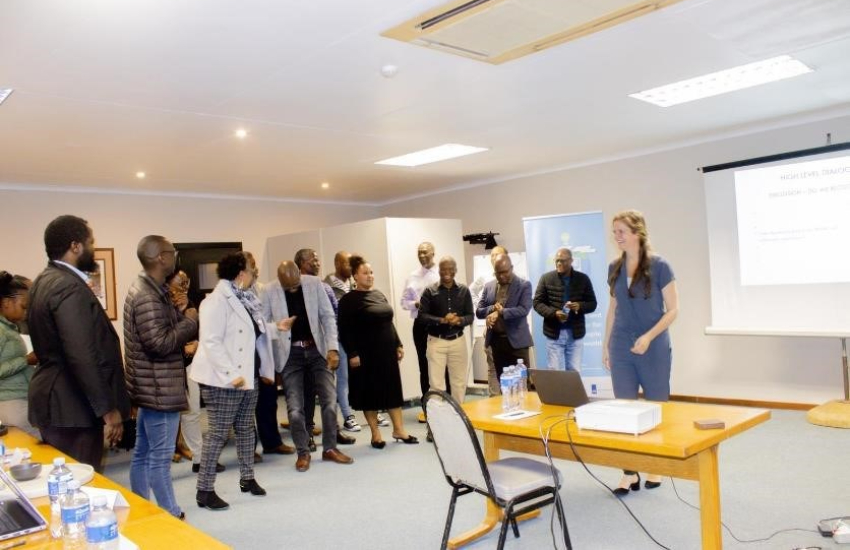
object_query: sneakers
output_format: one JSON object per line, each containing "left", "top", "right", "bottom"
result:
{"left": 376, "top": 413, "right": 390, "bottom": 427}
{"left": 343, "top": 415, "right": 362, "bottom": 432}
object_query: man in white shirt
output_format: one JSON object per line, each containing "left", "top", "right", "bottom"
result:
{"left": 400, "top": 242, "right": 442, "bottom": 407}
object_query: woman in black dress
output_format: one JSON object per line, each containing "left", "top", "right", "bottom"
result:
{"left": 338, "top": 255, "right": 418, "bottom": 448}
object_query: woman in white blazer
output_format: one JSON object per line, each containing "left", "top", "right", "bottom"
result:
{"left": 190, "top": 252, "right": 274, "bottom": 510}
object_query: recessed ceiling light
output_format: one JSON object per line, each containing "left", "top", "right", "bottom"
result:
{"left": 0, "top": 89, "right": 13, "bottom": 106}
{"left": 629, "top": 55, "right": 813, "bottom": 108}
{"left": 235, "top": 128, "right": 248, "bottom": 139}
{"left": 135, "top": 171, "right": 146, "bottom": 179}
{"left": 321, "top": 182, "right": 330, "bottom": 189}
{"left": 375, "top": 143, "right": 489, "bottom": 167}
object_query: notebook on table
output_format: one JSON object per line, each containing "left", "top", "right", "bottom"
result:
{"left": 532, "top": 368, "right": 592, "bottom": 408}
{"left": 0, "top": 466, "right": 48, "bottom": 541}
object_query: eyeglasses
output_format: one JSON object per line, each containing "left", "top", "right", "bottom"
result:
{"left": 161, "top": 249, "right": 178, "bottom": 257}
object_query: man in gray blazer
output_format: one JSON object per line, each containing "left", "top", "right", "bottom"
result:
{"left": 262, "top": 261, "right": 353, "bottom": 472}
{"left": 475, "top": 254, "right": 533, "bottom": 384}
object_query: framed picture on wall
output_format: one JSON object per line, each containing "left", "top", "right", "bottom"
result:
{"left": 88, "top": 248, "right": 117, "bottom": 320}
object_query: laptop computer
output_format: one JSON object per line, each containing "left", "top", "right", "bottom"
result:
{"left": 533, "top": 368, "right": 592, "bottom": 408}
{"left": 0, "top": 466, "right": 48, "bottom": 541}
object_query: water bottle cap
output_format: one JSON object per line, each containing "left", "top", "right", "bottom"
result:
{"left": 92, "top": 495, "right": 107, "bottom": 507}
{"left": 68, "top": 480, "right": 80, "bottom": 490}
{"left": 517, "top": 359, "right": 524, "bottom": 365}
{"left": 53, "top": 457, "right": 65, "bottom": 466}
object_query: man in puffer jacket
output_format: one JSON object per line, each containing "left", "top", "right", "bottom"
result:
{"left": 124, "top": 235, "right": 198, "bottom": 519}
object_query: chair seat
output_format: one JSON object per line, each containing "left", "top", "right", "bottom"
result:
{"left": 487, "top": 457, "right": 563, "bottom": 501}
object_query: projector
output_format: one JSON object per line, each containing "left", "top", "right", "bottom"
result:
{"left": 574, "top": 400, "right": 662, "bottom": 436}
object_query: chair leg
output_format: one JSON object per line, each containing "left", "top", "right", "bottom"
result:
{"left": 497, "top": 502, "right": 515, "bottom": 550}
{"left": 440, "top": 488, "right": 459, "bottom": 550}
{"left": 510, "top": 517, "right": 520, "bottom": 538}
{"left": 554, "top": 493, "right": 572, "bottom": 550}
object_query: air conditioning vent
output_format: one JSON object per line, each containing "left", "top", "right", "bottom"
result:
{"left": 383, "top": 0, "right": 684, "bottom": 65}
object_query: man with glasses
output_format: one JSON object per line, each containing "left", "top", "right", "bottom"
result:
{"left": 475, "top": 254, "right": 533, "bottom": 383}
{"left": 123, "top": 235, "right": 199, "bottom": 518}
{"left": 533, "top": 248, "right": 597, "bottom": 372}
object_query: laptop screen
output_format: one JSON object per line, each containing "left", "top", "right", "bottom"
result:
{"left": 0, "top": 467, "right": 48, "bottom": 541}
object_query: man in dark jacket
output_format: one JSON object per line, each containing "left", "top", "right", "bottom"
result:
{"left": 123, "top": 235, "right": 198, "bottom": 518}
{"left": 27, "top": 215, "right": 131, "bottom": 472}
{"left": 533, "top": 248, "right": 597, "bottom": 372}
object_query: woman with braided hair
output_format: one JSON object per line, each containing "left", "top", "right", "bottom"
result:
{"left": 602, "top": 210, "right": 679, "bottom": 495}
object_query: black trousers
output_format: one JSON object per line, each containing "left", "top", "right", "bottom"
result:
{"left": 255, "top": 379, "right": 283, "bottom": 450}
{"left": 488, "top": 333, "right": 530, "bottom": 381}
{"left": 414, "top": 319, "right": 451, "bottom": 398}
{"left": 40, "top": 426, "right": 106, "bottom": 473}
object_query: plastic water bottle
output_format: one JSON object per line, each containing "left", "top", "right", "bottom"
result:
{"left": 86, "top": 495, "right": 118, "bottom": 550}
{"left": 500, "top": 372, "right": 512, "bottom": 411}
{"left": 48, "top": 457, "right": 74, "bottom": 539}
{"left": 516, "top": 359, "right": 528, "bottom": 404}
{"left": 504, "top": 366, "right": 520, "bottom": 412}
{"left": 61, "top": 479, "right": 90, "bottom": 550}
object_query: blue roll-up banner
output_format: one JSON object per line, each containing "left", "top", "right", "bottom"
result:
{"left": 523, "top": 211, "right": 613, "bottom": 398}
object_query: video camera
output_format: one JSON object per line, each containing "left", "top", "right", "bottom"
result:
{"left": 462, "top": 232, "right": 500, "bottom": 250}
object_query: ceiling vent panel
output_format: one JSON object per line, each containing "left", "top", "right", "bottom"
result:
{"left": 383, "top": 0, "right": 685, "bottom": 64}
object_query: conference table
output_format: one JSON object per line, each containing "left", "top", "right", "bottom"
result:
{"left": 2, "top": 428, "right": 230, "bottom": 549}
{"left": 453, "top": 394, "right": 771, "bottom": 550}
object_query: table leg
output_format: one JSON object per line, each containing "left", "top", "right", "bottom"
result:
{"left": 698, "top": 446, "right": 722, "bottom": 549}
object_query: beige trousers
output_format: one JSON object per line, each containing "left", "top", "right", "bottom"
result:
{"left": 426, "top": 335, "right": 469, "bottom": 403}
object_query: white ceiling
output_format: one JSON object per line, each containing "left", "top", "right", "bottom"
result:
{"left": 1, "top": 0, "right": 849, "bottom": 205}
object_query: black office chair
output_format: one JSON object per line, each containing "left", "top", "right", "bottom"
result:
{"left": 423, "top": 390, "right": 572, "bottom": 550}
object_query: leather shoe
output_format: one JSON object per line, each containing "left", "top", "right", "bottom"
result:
{"left": 295, "top": 453, "right": 311, "bottom": 472}
{"left": 263, "top": 444, "right": 295, "bottom": 455}
{"left": 196, "top": 490, "right": 229, "bottom": 510}
{"left": 308, "top": 437, "right": 317, "bottom": 453}
{"left": 192, "top": 462, "right": 226, "bottom": 473}
{"left": 321, "top": 448, "right": 354, "bottom": 465}
{"left": 311, "top": 426, "right": 322, "bottom": 436}
{"left": 239, "top": 479, "right": 267, "bottom": 496}
{"left": 253, "top": 452, "right": 263, "bottom": 463}
{"left": 336, "top": 431, "right": 355, "bottom": 445}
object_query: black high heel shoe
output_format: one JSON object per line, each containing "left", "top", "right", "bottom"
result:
{"left": 392, "top": 434, "right": 419, "bottom": 444}
{"left": 371, "top": 440, "right": 386, "bottom": 449}
{"left": 613, "top": 473, "right": 641, "bottom": 496}
{"left": 644, "top": 479, "right": 661, "bottom": 489}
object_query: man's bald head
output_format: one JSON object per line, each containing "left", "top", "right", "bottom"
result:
{"left": 334, "top": 251, "right": 352, "bottom": 279}
{"left": 489, "top": 246, "right": 508, "bottom": 266}
{"left": 493, "top": 254, "right": 513, "bottom": 285}
{"left": 277, "top": 261, "right": 301, "bottom": 292}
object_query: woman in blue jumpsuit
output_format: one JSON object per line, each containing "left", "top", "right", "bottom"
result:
{"left": 603, "top": 210, "right": 679, "bottom": 495}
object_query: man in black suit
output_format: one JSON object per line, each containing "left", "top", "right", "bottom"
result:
{"left": 532, "top": 248, "right": 597, "bottom": 372}
{"left": 27, "top": 215, "right": 131, "bottom": 472}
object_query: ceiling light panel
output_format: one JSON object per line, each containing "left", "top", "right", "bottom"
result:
{"left": 0, "top": 89, "right": 13, "bottom": 106}
{"left": 375, "top": 144, "right": 489, "bottom": 167}
{"left": 629, "top": 55, "right": 813, "bottom": 107}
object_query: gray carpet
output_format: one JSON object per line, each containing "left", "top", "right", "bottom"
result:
{"left": 103, "top": 403, "right": 849, "bottom": 549}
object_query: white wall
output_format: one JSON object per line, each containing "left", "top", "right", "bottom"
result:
{"left": 0, "top": 189, "right": 378, "bottom": 337}
{"left": 379, "top": 115, "right": 850, "bottom": 405}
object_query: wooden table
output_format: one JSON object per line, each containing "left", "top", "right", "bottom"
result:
{"left": 453, "top": 394, "right": 770, "bottom": 550}
{"left": 3, "top": 428, "right": 230, "bottom": 549}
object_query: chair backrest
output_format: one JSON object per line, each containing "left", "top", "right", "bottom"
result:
{"left": 424, "top": 390, "right": 495, "bottom": 496}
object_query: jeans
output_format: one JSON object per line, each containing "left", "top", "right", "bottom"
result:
{"left": 130, "top": 408, "right": 181, "bottom": 517}
{"left": 336, "top": 344, "right": 352, "bottom": 419}
{"left": 546, "top": 330, "right": 584, "bottom": 372}
{"left": 282, "top": 346, "right": 337, "bottom": 454}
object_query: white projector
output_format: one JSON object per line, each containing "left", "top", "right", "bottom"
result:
{"left": 574, "top": 400, "right": 662, "bottom": 435}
